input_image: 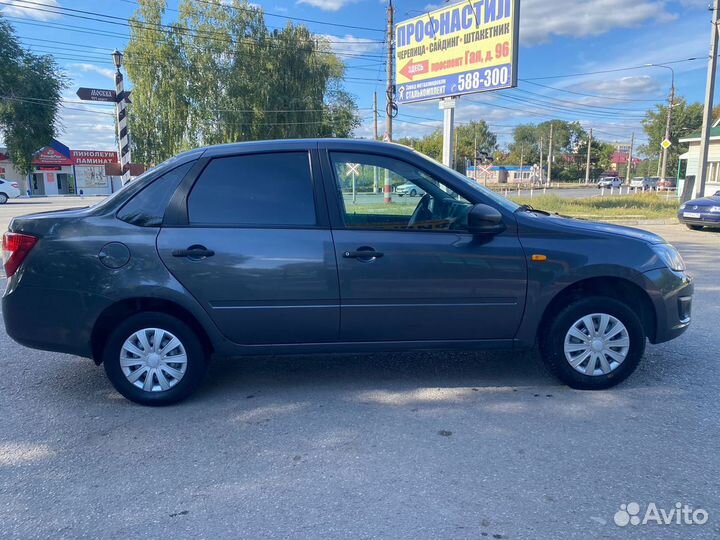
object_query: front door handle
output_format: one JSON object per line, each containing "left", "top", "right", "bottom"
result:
{"left": 172, "top": 245, "right": 215, "bottom": 259}
{"left": 343, "top": 249, "right": 384, "bottom": 260}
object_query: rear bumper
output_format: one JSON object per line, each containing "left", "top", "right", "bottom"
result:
{"left": 644, "top": 268, "right": 693, "bottom": 344}
{"left": 2, "top": 281, "right": 95, "bottom": 358}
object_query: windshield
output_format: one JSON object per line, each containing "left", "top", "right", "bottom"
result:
{"left": 419, "top": 152, "right": 521, "bottom": 212}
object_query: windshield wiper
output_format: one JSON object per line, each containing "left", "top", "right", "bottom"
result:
{"left": 515, "top": 204, "right": 552, "bottom": 216}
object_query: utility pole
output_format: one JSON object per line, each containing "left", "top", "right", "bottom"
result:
{"left": 373, "top": 91, "right": 379, "bottom": 141}
{"left": 660, "top": 80, "right": 674, "bottom": 181}
{"left": 440, "top": 98, "right": 457, "bottom": 168}
{"left": 539, "top": 137, "right": 544, "bottom": 184}
{"left": 696, "top": 0, "right": 720, "bottom": 197}
{"left": 519, "top": 145, "right": 524, "bottom": 182}
{"left": 626, "top": 132, "right": 635, "bottom": 184}
{"left": 384, "top": 0, "right": 394, "bottom": 203}
{"left": 373, "top": 91, "right": 379, "bottom": 192}
{"left": 585, "top": 128, "right": 593, "bottom": 184}
{"left": 547, "top": 124, "right": 554, "bottom": 185}
{"left": 385, "top": 0, "right": 394, "bottom": 143}
{"left": 112, "top": 50, "right": 131, "bottom": 185}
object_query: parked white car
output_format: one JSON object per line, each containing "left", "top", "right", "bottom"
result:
{"left": 597, "top": 177, "right": 623, "bottom": 189}
{"left": 396, "top": 182, "right": 426, "bottom": 197}
{"left": 0, "top": 179, "right": 20, "bottom": 203}
{"left": 630, "top": 177, "right": 659, "bottom": 191}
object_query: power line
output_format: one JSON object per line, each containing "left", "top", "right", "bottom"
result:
{"left": 521, "top": 57, "right": 705, "bottom": 81}
{"left": 0, "top": 0, "right": 386, "bottom": 60}
{"left": 118, "top": 0, "right": 385, "bottom": 34}
{"left": 522, "top": 80, "right": 663, "bottom": 103}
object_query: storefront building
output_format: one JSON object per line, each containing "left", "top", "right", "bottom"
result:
{"left": 678, "top": 120, "right": 720, "bottom": 197}
{"left": 0, "top": 139, "right": 123, "bottom": 196}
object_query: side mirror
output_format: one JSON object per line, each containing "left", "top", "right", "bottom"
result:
{"left": 467, "top": 203, "right": 505, "bottom": 235}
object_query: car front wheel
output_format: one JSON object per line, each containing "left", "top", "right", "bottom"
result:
{"left": 103, "top": 312, "right": 208, "bottom": 405}
{"left": 540, "top": 297, "right": 645, "bottom": 390}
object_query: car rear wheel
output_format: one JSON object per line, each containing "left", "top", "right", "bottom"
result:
{"left": 0, "top": 193, "right": 8, "bottom": 204}
{"left": 686, "top": 224, "right": 704, "bottom": 231}
{"left": 103, "top": 312, "right": 207, "bottom": 405}
{"left": 540, "top": 297, "right": 645, "bottom": 390}
{"left": 410, "top": 189, "right": 417, "bottom": 197}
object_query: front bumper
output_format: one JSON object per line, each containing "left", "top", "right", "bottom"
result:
{"left": 643, "top": 267, "right": 694, "bottom": 344}
{"left": 678, "top": 211, "right": 720, "bottom": 228}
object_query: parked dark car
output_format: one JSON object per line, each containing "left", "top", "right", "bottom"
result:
{"left": 2, "top": 140, "right": 693, "bottom": 405}
{"left": 678, "top": 191, "right": 720, "bottom": 230}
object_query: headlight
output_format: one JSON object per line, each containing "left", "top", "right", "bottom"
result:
{"left": 679, "top": 203, "right": 686, "bottom": 210}
{"left": 709, "top": 206, "right": 720, "bottom": 213}
{"left": 653, "top": 243, "right": 686, "bottom": 272}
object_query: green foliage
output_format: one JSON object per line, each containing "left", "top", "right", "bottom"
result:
{"left": 640, "top": 97, "right": 703, "bottom": 177}
{"left": 0, "top": 16, "right": 65, "bottom": 175}
{"left": 126, "top": 0, "right": 360, "bottom": 164}
{"left": 397, "top": 120, "right": 497, "bottom": 173}
{"left": 512, "top": 193, "right": 678, "bottom": 220}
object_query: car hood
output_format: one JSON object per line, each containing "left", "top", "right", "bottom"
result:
{"left": 522, "top": 213, "right": 665, "bottom": 244}
{"left": 683, "top": 196, "right": 720, "bottom": 207}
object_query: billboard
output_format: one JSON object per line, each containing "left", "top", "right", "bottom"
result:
{"left": 395, "top": 0, "right": 520, "bottom": 104}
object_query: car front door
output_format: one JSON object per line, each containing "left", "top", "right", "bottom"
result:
{"left": 157, "top": 147, "right": 340, "bottom": 345}
{"left": 320, "top": 147, "right": 527, "bottom": 343}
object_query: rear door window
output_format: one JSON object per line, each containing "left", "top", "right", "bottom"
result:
{"left": 117, "top": 161, "right": 194, "bottom": 226}
{"left": 187, "top": 152, "right": 316, "bottom": 226}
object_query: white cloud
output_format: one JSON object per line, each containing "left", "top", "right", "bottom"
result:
{"left": 321, "top": 34, "right": 383, "bottom": 58}
{"left": 297, "top": 0, "right": 355, "bottom": 11}
{"left": 573, "top": 76, "right": 661, "bottom": 97}
{"left": 69, "top": 63, "right": 116, "bottom": 81}
{"left": 1, "top": 0, "right": 61, "bottom": 20}
{"left": 520, "top": 0, "right": 677, "bottom": 45}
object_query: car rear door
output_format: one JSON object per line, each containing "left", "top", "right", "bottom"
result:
{"left": 319, "top": 144, "right": 528, "bottom": 343}
{"left": 157, "top": 144, "right": 340, "bottom": 345}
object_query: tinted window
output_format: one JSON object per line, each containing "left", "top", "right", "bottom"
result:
{"left": 117, "top": 161, "right": 194, "bottom": 226}
{"left": 329, "top": 152, "right": 473, "bottom": 231}
{"left": 188, "top": 152, "right": 316, "bottom": 226}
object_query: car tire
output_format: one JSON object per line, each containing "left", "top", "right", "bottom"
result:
{"left": 103, "top": 312, "right": 208, "bottom": 406}
{"left": 539, "top": 296, "right": 646, "bottom": 390}
{"left": 410, "top": 189, "right": 417, "bottom": 197}
{"left": 686, "top": 224, "right": 704, "bottom": 231}
{"left": 0, "top": 193, "right": 8, "bottom": 204}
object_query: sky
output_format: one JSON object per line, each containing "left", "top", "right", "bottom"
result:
{"left": 0, "top": 0, "right": 717, "bottom": 156}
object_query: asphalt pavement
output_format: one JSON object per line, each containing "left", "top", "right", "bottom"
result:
{"left": 0, "top": 223, "right": 718, "bottom": 539}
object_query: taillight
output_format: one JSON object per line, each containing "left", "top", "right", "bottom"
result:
{"left": 10, "top": 182, "right": 18, "bottom": 189}
{"left": 2, "top": 232, "right": 38, "bottom": 277}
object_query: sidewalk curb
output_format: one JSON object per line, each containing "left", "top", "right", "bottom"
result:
{"left": 599, "top": 218, "right": 679, "bottom": 226}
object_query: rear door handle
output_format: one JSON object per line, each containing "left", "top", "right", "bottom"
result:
{"left": 172, "top": 246, "right": 215, "bottom": 259}
{"left": 343, "top": 249, "right": 384, "bottom": 260}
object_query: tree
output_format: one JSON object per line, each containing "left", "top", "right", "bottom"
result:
{"left": 640, "top": 98, "right": 703, "bottom": 177}
{"left": 126, "top": 0, "right": 360, "bottom": 164}
{"left": 397, "top": 120, "right": 497, "bottom": 173}
{"left": 506, "top": 120, "right": 587, "bottom": 181}
{"left": 0, "top": 16, "right": 65, "bottom": 174}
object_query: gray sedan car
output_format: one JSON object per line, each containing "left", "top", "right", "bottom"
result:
{"left": 2, "top": 140, "right": 693, "bottom": 405}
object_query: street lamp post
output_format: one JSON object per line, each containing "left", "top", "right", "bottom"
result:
{"left": 112, "top": 49, "right": 132, "bottom": 185}
{"left": 645, "top": 64, "right": 675, "bottom": 182}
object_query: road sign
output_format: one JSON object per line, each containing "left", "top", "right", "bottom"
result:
{"left": 76, "top": 88, "right": 132, "bottom": 103}
{"left": 346, "top": 163, "right": 360, "bottom": 177}
{"left": 395, "top": 0, "right": 520, "bottom": 104}
{"left": 346, "top": 163, "right": 360, "bottom": 203}
{"left": 76, "top": 87, "right": 116, "bottom": 102}
{"left": 661, "top": 139, "right": 672, "bottom": 149}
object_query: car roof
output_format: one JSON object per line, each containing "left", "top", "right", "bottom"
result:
{"left": 195, "top": 138, "right": 417, "bottom": 158}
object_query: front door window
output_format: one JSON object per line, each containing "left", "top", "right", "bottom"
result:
{"left": 329, "top": 152, "right": 473, "bottom": 232}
